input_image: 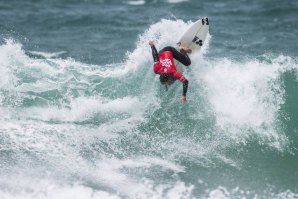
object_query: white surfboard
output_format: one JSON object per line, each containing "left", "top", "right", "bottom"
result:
{"left": 175, "top": 17, "right": 209, "bottom": 72}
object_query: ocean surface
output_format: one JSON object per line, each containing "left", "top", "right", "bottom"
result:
{"left": 0, "top": 0, "right": 298, "bottom": 198}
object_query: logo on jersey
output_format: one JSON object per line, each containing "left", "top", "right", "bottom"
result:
{"left": 160, "top": 58, "right": 172, "bottom": 68}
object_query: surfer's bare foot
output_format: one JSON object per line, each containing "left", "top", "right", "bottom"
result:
{"left": 179, "top": 47, "right": 192, "bottom": 54}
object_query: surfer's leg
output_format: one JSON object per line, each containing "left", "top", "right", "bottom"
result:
{"left": 160, "top": 46, "right": 191, "bottom": 66}
{"left": 173, "top": 49, "right": 191, "bottom": 66}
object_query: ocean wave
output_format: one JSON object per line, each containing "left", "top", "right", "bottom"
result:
{"left": 1, "top": 18, "right": 298, "bottom": 198}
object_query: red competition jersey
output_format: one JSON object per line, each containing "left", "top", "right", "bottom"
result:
{"left": 153, "top": 51, "right": 187, "bottom": 82}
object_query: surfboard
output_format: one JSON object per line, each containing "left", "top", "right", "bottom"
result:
{"left": 175, "top": 17, "right": 209, "bottom": 72}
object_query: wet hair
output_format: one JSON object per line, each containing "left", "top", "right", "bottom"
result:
{"left": 159, "top": 74, "right": 169, "bottom": 83}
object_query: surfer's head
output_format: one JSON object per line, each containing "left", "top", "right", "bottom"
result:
{"left": 160, "top": 74, "right": 170, "bottom": 84}
{"left": 159, "top": 73, "right": 174, "bottom": 85}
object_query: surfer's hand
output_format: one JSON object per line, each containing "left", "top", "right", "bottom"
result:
{"left": 149, "top": 40, "right": 154, "bottom": 46}
{"left": 181, "top": 96, "right": 186, "bottom": 104}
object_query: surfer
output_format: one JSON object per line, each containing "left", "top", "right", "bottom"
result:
{"left": 149, "top": 40, "right": 192, "bottom": 104}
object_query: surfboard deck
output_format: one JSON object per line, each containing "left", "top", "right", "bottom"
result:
{"left": 175, "top": 17, "right": 209, "bottom": 72}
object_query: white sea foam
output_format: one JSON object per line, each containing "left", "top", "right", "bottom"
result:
{"left": 197, "top": 55, "right": 298, "bottom": 149}
{"left": 126, "top": 0, "right": 145, "bottom": 5}
{"left": 97, "top": 156, "right": 185, "bottom": 173}
{"left": 24, "top": 96, "right": 144, "bottom": 122}
{"left": 0, "top": 154, "right": 192, "bottom": 198}
{"left": 166, "top": 0, "right": 189, "bottom": 3}
{"left": 29, "top": 50, "right": 67, "bottom": 59}
{"left": 92, "top": 157, "right": 191, "bottom": 198}
{"left": 0, "top": 177, "right": 193, "bottom": 199}
{"left": 207, "top": 186, "right": 230, "bottom": 199}
{"left": 206, "top": 186, "right": 298, "bottom": 199}
{"left": 0, "top": 39, "right": 23, "bottom": 88}
{"left": 0, "top": 179, "right": 120, "bottom": 199}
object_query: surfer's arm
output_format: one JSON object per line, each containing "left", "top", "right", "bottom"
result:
{"left": 173, "top": 71, "right": 188, "bottom": 97}
{"left": 181, "top": 79, "right": 188, "bottom": 104}
{"left": 151, "top": 45, "right": 159, "bottom": 62}
{"left": 182, "top": 79, "right": 188, "bottom": 97}
{"left": 149, "top": 40, "right": 159, "bottom": 62}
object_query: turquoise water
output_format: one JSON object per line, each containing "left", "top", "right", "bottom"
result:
{"left": 0, "top": 0, "right": 298, "bottom": 198}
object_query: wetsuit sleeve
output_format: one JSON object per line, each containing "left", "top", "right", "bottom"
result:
{"left": 172, "top": 71, "right": 188, "bottom": 96}
{"left": 172, "top": 71, "right": 186, "bottom": 82}
{"left": 183, "top": 80, "right": 188, "bottom": 96}
{"left": 151, "top": 45, "right": 159, "bottom": 62}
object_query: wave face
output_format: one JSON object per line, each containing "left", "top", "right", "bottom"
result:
{"left": 1, "top": 0, "right": 298, "bottom": 198}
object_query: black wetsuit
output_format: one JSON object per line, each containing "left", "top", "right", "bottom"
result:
{"left": 159, "top": 46, "right": 191, "bottom": 66}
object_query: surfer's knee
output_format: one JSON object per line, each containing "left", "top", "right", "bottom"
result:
{"left": 184, "top": 57, "right": 191, "bottom": 66}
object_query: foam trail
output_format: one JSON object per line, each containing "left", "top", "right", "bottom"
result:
{"left": 206, "top": 186, "right": 298, "bottom": 199}
{"left": 0, "top": 177, "right": 121, "bottom": 199}
{"left": 28, "top": 50, "right": 67, "bottom": 59}
{"left": 126, "top": 0, "right": 145, "bottom": 5}
{"left": 24, "top": 96, "right": 144, "bottom": 122}
{"left": 166, "top": 0, "right": 189, "bottom": 3}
